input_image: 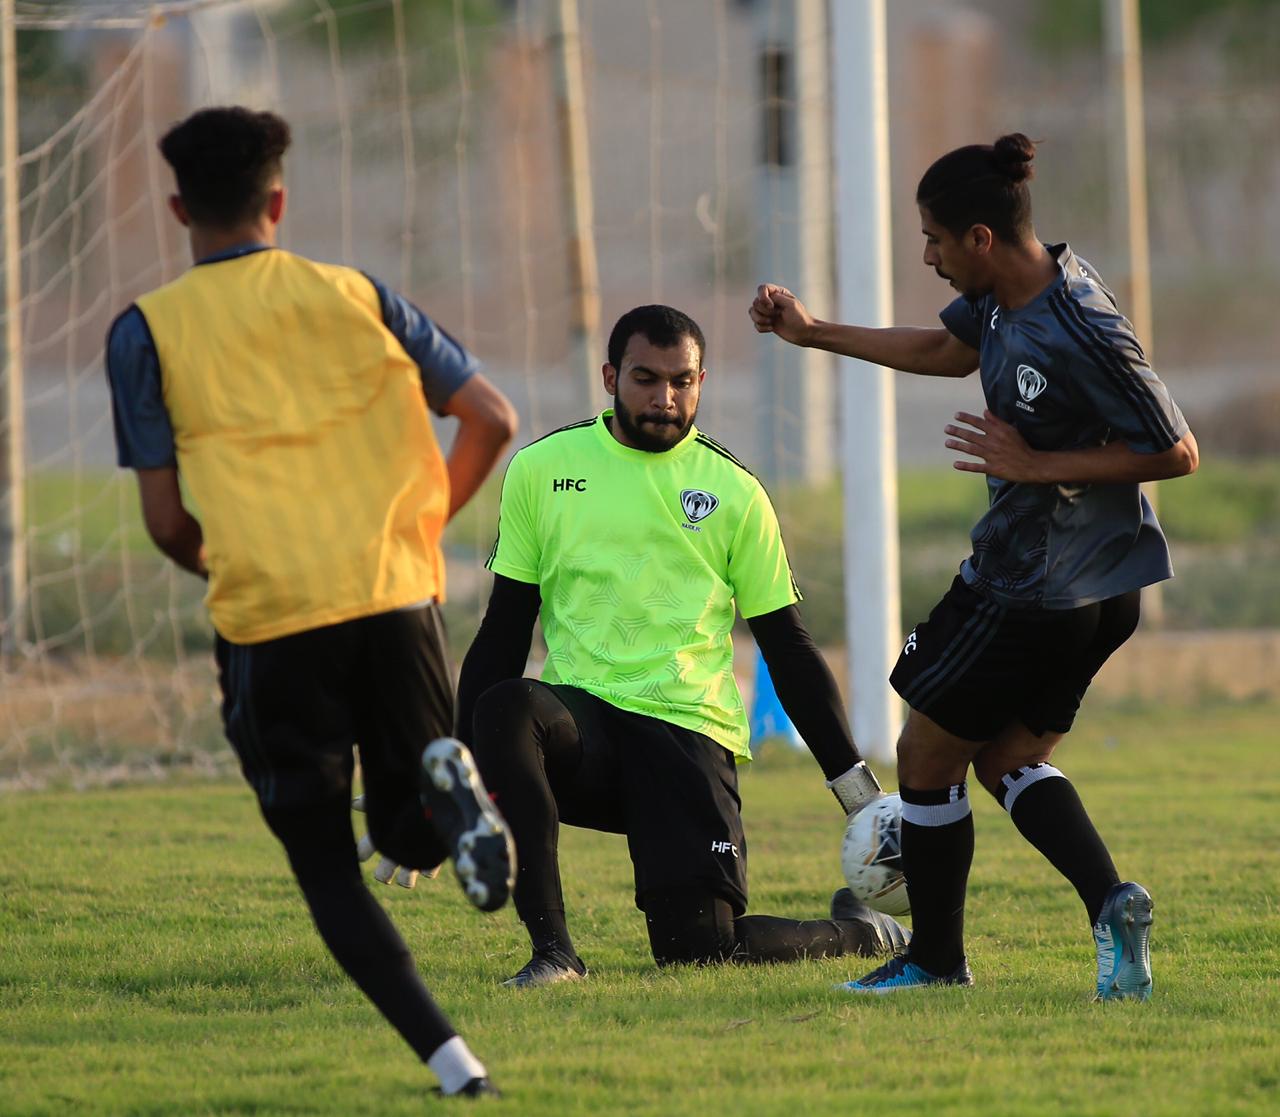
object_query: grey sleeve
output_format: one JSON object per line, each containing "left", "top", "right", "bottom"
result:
{"left": 104, "top": 306, "right": 178, "bottom": 469}
{"left": 363, "top": 273, "right": 479, "bottom": 414}
{"left": 1060, "top": 297, "right": 1188, "bottom": 454}
{"left": 938, "top": 294, "right": 984, "bottom": 350}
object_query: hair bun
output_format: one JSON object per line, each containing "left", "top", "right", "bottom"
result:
{"left": 992, "top": 133, "right": 1036, "bottom": 183}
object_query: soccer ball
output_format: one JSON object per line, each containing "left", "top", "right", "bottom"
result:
{"left": 840, "top": 793, "right": 910, "bottom": 917}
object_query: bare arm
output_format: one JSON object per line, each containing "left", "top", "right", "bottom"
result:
{"left": 135, "top": 467, "right": 207, "bottom": 578}
{"left": 946, "top": 410, "right": 1200, "bottom": 484}
{"left": 439, "top": 373, "right": 518, "bottom": 520}
{"left": 749, "top": 283, "right": 979, "bottom": 378}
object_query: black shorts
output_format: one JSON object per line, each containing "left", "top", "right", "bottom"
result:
{"left": 215, "top": 604, "right": 453, "bottom": 863}
{"left": 537, "top": 684, "right": 749, "bottom": 917}
{"left": 890, "top": 576, "right": 1141, "bottom": 741}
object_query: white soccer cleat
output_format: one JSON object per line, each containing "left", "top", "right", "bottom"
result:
{"left": 419, "top": 738, "right": 515, "bottom": 913}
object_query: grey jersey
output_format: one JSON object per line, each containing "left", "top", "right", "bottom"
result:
{"left": 939, "top": 243, "right": 1188, "bottom": 609}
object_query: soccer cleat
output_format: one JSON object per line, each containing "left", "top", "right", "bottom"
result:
{"left": 1093, "top": 881, "right": 1154, "bottom": 1002}
{"left": 501, "top": 950, "right": 588, "bottom": 989}
{"left": 830, "top": 887, "right": 913, "bottom": 955}
{"left": 432, "top": 1077, "right": 501, "bottom": 1100}
{"left": 420, "top": 738, "right": 515, "bottom": 913}
{"left": 837, "top": 952, "right": 974, "bottom": 994}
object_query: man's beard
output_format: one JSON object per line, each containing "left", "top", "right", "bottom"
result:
{"left": 612, "top": 394, "right": 697, "bottom": 452}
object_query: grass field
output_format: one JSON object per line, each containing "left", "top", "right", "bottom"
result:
{"left": 2, "top": 699, "right": 1278, "bottom": 1116}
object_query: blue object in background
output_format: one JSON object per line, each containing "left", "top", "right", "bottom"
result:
{"left": 749, "top": 646, "right": 804, "bottom": 752}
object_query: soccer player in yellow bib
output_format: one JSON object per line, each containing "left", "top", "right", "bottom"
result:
{"left": 456, "top": 305, "right": 909, "bottom": 987}
{"left": 105, "top": 107, "right": 516, "bottom": 1098}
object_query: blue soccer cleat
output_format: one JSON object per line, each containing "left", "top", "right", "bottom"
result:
{"left": 1093, "top": 881, "right": 1154, "bottom": 1002}
{"left": 837, "top": 952, "right": 974, "bottom": 994}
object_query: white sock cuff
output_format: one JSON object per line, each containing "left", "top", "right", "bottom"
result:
{"left": 999, "top": 764, "right": 1066, "bottom": 815}
{"left": 899, "top": 782, "right": 971, "bottom": 827}
{"left": 428, "top": 1036, "right": 487, "bottom": 1095}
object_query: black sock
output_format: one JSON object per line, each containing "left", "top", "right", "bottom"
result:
{"left": 997, "top": 764, "right": 1120, "bottom": 925}
{"left": 899, "top": 781, "right": 974, "bottom": 976}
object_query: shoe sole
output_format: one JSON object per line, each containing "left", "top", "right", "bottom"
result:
{"left": 421, "top": 738, "right": 516, "bottom": 913}
{"left": 501, "top": 966, "right": 587, "bottom": 990}
{"left": 1097, "top": 886, "right": 1154, "bottom": 1002}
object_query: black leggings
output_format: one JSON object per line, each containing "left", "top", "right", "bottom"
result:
{"left": 642, "top": 886, "right": 895, "bottom": 966}
{"left": 471, "top": 679, "right": 901, "bottom": 967}
{"left": 262, "top": 796, "right": 454, "bottom": 1062}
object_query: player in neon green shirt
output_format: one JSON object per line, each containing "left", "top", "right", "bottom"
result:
{"left": 456, "top": 305, "right": 908, "bottom": 986}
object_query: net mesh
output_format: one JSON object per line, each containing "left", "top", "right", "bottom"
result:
{"left": 4, "top": 0, "right": 1278, "bottom": 789}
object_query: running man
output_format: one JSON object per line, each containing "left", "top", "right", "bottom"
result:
{"left": 751, "top": 133, "right": 1197, "bottom": 998}
{"left": 106, "top": 107, "right": 517, "bottom": 1096}
{"left": 456, "top": 304, "right": 909, "bottom": 987}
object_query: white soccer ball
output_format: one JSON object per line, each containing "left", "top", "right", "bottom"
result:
{"left": 840, "top": 793, "right": 911, "bottom": 917}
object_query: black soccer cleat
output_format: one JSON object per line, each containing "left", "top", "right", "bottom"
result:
{"left": 830, "top": 887, "right": 913, "bottom": 955}
{"left": 501, "top": 949, "right": 588, "bottom": 989}
{"left": 419, "top": 738, "right": 515, "bottom": 913}
{"left": 432, "top": 1076, "right": 501, "bottom": 1100}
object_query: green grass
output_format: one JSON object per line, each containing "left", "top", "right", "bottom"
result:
{"left": 2, "top": 699, "right": 1278, "bottom": 1115}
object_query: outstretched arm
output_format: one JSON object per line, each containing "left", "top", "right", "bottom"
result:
{"left": 749, "top": 283, "right": 979, "bottom": 378}
{"left": 746, "top": 604, "right": 883, "bottom": 815}
{"left": 454, "top": 573, "right": 542, "bottom": 745}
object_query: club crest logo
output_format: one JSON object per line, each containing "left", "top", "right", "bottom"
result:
{"left": 680, "top": 489, "right": 719, "bottom": 523}
{"left": 1017, "top": 364, "right": 1047, "bottom": 402}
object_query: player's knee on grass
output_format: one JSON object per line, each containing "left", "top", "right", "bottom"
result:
{"left": 643, "top": 887, "right": 737, "bottom": 966}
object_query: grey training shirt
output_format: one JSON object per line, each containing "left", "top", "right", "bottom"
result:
{"left": 939, "top": 243, "right": 1189, "bottom": 609}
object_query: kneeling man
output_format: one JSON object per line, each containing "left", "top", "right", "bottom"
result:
{"left": 457, "top": 304, "right": 907, "bottom": 986}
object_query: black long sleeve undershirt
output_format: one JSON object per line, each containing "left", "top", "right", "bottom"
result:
{"left": 454, "top": 576, "right": 860, "bottom": 780}
{"left": 454, "top": 573, "right": 542, "bottom": 745}
{"left": 746, "top": 604, "right": 862, "bottom": 780}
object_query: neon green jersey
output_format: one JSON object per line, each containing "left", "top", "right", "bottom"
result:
{"left": 487, "top": 411, "right": 800, "bottom": 759}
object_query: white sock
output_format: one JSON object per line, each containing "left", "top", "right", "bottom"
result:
{"left": 428, "top": 1036, "right": 488, "bottom": 1095}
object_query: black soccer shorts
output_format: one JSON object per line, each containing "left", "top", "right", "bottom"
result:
{"left": 890, "top": 576, "right": 1141, "bottom": 741}
{"left": 535, "top": 684, "right": 750, "bottom": 917}
{"left": 215, "top": 603, "right": 453, "bottom": 866}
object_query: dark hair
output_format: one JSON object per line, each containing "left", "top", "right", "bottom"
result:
{"left": 915, "top": 133, "right": 1037, "bottom": 243}
{"left": 158, "top": 107, "right": 292, "bottom": 228}
{"left": 607, "top": 305, "right": 706, "bottom": 371}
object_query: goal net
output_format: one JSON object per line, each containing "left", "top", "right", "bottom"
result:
{"left": 7, "top": 0, "right": 1275, "bottom": 789}
{"left": 3, "top": 0, "right": 857, "bottom": 789}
